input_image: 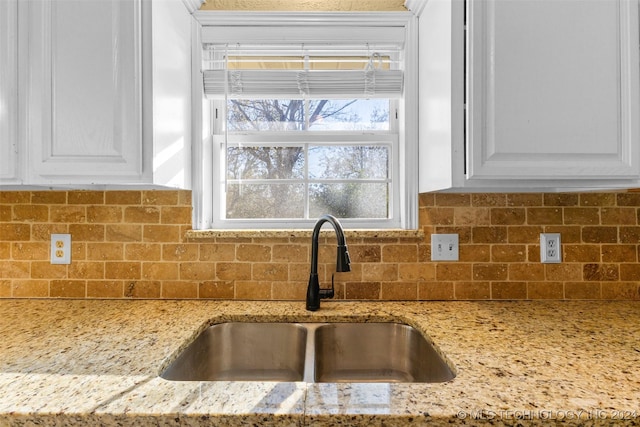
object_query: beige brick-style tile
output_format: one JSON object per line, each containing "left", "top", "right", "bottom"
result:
{"left": 199, "top": 280, "right": 234, "bottom": 299}
{"left": 273, "top": 244, "right": 307, "bottom": 263}
{"left": 491, "top": 244, "right": 526, "bottom": 262}
{"left": 143, "top": 190, "right": 179, "bottom": 206}
{"left": 0, "top": 191, "right": 30, "bottom": 204}
{"left": 13, "top": 280, "right": 49, "bottom": 298}
{"left": 237, "top": 244, "right": 271, "bottom": 262}
{"left": 490, "top": 208, "right": 525, "bottom": 225}
{"left": 50, "top": 206, "right": 86, "bottom": 223}
{"left": 382, "top": 245, "right": 417, "bottom": 262}
{"left": 125, "top": 206, "right": 160, "bottom": 224}
{"left": 13, "top": 205, "right": 49, "bottom": 222}
{"left": 51, "top": 280, "right": 86, "bottom": 298}
{"left": 563, "top": 244, "right": 601, "bottom": 263}
{"left": 106, "top": 224, "right": 142, "bottom": 242}
{"left": 436, "top": 263, "right": 472, "bottom": 281}
{"left": 69, "top": 262, "right": 105, "bottom": 279}
{"left": 86, "top": 206, "right": 123, "bottom": 224}
{"left": 601, "top": 282, "right": 640, "bottom": 300}
{"left": 492, "top": 281, "right": 527, "bottom": 299}
{"left": 143, "top": 262, "right": 179, "bottom": 280}
{"left": 380, "top": 282, "right": 417, "bottom": 300}
{"left": 398, "top": 262, "right": 435, "bottom": 282}
{"left": 564, "top": 207, "right": 599, "bottom": 225}
{"left": 582, "top": 226, "right": 618, "bottom": 243}
{"left": 454, "top": 281, "right": 490, "bottom": 300}
{"left": 69, "top": 224, "right": 105, "bottom": 241}
{"left": 162, "top": 281, "right": 198, "bottom": 299}
{"left": 31, "top": 191, "right": 66, "bottom": 204}
{"left": 180, "top": 262, "right": 217, "bottom": 281}
{"left": 435, "top": 193, "right": 470, "bottom": 207}
{"left": 87, "top": 242, "right": 124, "bottom": 260}
{"left": 4, "top": 189, "right": 640, "bottom": 302}
{"left": 160, "top": 207, "right": 192, "bottom": 224}
{"left": 528, "top": 281, "right": 564, "bottom": 299}
{"left": 418, "top": 281, "right": 454, "bottom": 300}
{"left": 473, "top": 263, "right": 508, "bottom": 281}
{"left": 601, "top": 207, "right": 637, "bottom": 225}
{"left": 236, "top": 281, "right": 271, "bottom": 300}
{"left": 345, "top": 281, "right": 380, "bottom": 299}
{"left": 272, "top": 281, "right": 306, "bottom": 300}
{"left": 0, "top": 224, "right": 30, "bottom": 241}
{"left": 126, "top": 243, "right": 162, "bottom": 261}
{"left": 199, "top": 243, "right": 235, "bottom": 262}
{"left": 105, "top": 262, "right": 141, "bottom": 280}
{"left": 11, "top": 242, "right": 48, "bottom": 260}
{"left": 68, "top": 190, "right": 104, "bottom": 205}
{"left": 163, "top": 244, "right": 199, "bottom": 261}
{"left": 30, "top": 262, "right": 65, "bottom": 279}
{"left": 0, "top": 280, "right": 11, "bottom": 297}
{"left": 565, "top": 282, "right": 601, "bottom": 299}
{"left": 507, "top": 193, "right": 543, "bottom": 207}
{"left": 252, "top": 263, "right": 288, "bottom": 281}
{"left": 87, "top": 280, "right": 123, "bottom": 298}
{"left": 125, "top": 281, "right": 161, "bottom": 298}
{"left": 105, "top": 191, "right": 141, "bottom": 205}
{"left": 143, "top": 225, "right": 180, "bottom": 242}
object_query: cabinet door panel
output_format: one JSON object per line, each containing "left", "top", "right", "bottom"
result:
{"left": 0, "top": 0, "right": 18, "bottom": 182}
{"left": 467, "top": 0, "right": 640, "bottom": 180}
{"left": 26, "top": 0, "right": 143, "bottom": 183}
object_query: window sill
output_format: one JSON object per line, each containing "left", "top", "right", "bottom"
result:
{"left": 185, "top": 228, "right": 424, "bottom": 241}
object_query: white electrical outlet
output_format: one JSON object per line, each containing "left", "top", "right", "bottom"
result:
{"left": 431, "top": 233, "right": 459, "bottom": 261}
{"left": 540, "top": 233, "right": 561, "bottom": 263}
{"left": 51, "top": 234, "right": 71, "bottom": 265}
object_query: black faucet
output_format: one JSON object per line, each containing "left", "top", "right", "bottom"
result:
{"left": 306, "top": 214, "right": 351, "bottom": 311}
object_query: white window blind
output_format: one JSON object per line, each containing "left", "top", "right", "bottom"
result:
{"left": 203, "top": 67, "right": 404, "bottom": 99}
{"left": 202, "top": 42, "right": 404, "bottom": 100}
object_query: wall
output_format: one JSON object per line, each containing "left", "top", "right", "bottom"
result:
{"left": 1, "top": 190, "right": 639, "bottom": 300}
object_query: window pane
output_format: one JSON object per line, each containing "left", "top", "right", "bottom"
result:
{"left": 227, "top": 146, "right": 305, "bottom": 180}
{"left": 228, "top": 99, "right": 305, "bottom": 131}
{"left": 308, "top": 99, "right": 389, "bottom": 131}
{"left": 309, "top": 146, "right": 389, "bottom": 180}
{"left": 309, "top": 183, "right": 389, "bottom": 219}
{"left": 226, "top": 184, "right": 304, "bottom": 219}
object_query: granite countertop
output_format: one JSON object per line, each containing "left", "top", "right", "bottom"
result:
{"left": 0, "top": 299, "right": 639, "bottom": 426}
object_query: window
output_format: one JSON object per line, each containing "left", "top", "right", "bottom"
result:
{"left": 193, "top": 13, "right": 418, "bottom": 230}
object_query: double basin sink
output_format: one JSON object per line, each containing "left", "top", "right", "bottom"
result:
{"left": 161, "top": 322, "right": 455, "bottom": 383}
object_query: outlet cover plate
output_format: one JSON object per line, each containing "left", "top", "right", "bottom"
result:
{"left": 51, "top": 234, "right": 71, "bottom": 265}
{"left": 431, "top": 234, "right": 459, "bottom": 261}
{"left": 540, "top": 233, "right": 561, "bottom": 263}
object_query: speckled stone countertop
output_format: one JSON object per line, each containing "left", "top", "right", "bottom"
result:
{"left": 0, "top": 300, "right": 639, "bottom": 426}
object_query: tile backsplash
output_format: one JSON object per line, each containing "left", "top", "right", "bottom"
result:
{"left": 1, "top": 189, "right": 639, "bottom": 300}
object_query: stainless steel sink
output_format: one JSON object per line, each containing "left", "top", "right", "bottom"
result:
{"left": 314, "top": 323, "right": 455, "bottom": 383}
{"left": 161, "top": 322, "right": 455, "bottom": 383}
{"left": 161, "top": 322, "right": 307, "bottom": 381}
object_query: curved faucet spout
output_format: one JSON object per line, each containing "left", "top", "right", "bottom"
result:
{"left": 306, "top": 214, "right": 351, "bottom": 311}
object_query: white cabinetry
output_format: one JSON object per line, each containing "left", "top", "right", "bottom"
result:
{"left": 418, "top": 0, "right": 640, "bottom": 192}
{"left": 0, "top": 0, "right": 19, "bottom": 183}
{"left": 13, "top": 0, "right": 192, "bottom": 188}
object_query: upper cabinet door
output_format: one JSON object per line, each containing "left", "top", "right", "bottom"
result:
{"left": 23, "top": 0, "right": 145, "bottom": 184}
{"left": 0, "top": 0, "right": 19, "bottom": 183}
{"left": 467, "top": 0, "right": 640, "bottom": 180}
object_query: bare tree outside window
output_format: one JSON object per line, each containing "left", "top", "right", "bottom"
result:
{"left": 225, "top": 98, "right": 391, "bottom": 220}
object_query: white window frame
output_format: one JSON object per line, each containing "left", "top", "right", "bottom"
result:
{"left": 191, "top": 11, "right": 419, "bottom": 230}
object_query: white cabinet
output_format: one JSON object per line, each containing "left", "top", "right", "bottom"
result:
{"left": 418, "top": 0, "right": 640, "bottom": 192}
{"left": 22, "top": 0, "right": 145, "bottom": 184}
{"left": 15, "top": 0, "right": 192, "bottom": 188}
{"left": 0, "top": 0, "right": 19, "bottom": 183}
